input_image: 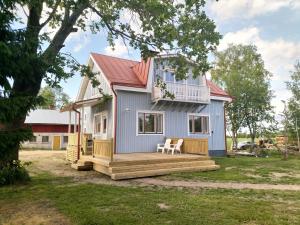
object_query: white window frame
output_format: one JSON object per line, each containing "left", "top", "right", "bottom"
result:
{"left": 136, "top": 110, "right": 165, "bottom": 136}
{"left": 93, "top": 111, "right": 108, "bottom": 138}
{"left": 187, "top": 113, "right": 211, "bottom": 136}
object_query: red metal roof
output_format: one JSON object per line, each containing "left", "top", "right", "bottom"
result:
{"left": 91, "top": 53, "right": 230, "bottom": 98}
{"left": 91, "top": 53, "right": 146, "bottom": 87}
{"left": 206, "top": 80, "right": 230, "bottom": 97}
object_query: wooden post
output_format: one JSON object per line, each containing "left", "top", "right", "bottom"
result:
{"left": 74, "top": 112, "right": 77, "bottom": 133}
{"left": 68, "top": 111, "right": 71, "bottom": 133}
{"left": 110, "top": 138, "right": 114, "bottom": 162}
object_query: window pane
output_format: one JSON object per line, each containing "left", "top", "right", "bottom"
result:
{"left": 156, "top": 114, "right": 163, "bottom": 133}
{"left": 202, "top": 117, "right": 209, "bottom": 134}
{"left": 94, "top": 115, "right": 101, "bottom": 134}
{"left": 194, "top": 116, "right": 202, "bottom": 133}
{"left": 165, "top": 71, "right": 174, "bottom": 82}
{"left": 189, "top": 115, "right": 193, "bottom": 133}
{"left": 138, "top": 113, "right": 144, "bottom": 133}
{"left": 145, "top": 114, "right": 155, "bottom": 133}
{"left": 42, "top": 136, "right": 49, "bottom": 143}
{"left": 63, "top": 136, "right": 68, "bottom": 143}
{"left": 30, "top": 136, "right": 36, "bottom": 143}
{"left": 103, "top": 116, "right": 107, "bottom": 133}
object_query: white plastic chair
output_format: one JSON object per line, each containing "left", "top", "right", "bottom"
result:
{"left": 157, "top": 139, "right": 172, "bottom": 154}
{"left": 167, "top": 139, "right": 183, "bottom": 155}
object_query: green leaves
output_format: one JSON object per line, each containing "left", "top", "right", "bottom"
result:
{"left": 212, "top": 44, "right": 274, "bottom": 142}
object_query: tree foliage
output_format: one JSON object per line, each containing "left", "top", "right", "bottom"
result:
{"left": 286, "top": 62, "right": 300, "bottom": 144}
{"left": 38, "top": 85, "right": 70, "bottom": 109}
{"left": 211, "top": 44, "right": 274, "bottom": 149}
{"left": 0, "top": 0, "right": 220, "bottom": 169}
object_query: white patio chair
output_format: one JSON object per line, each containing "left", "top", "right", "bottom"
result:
{"left": 167, "top": 139, "right": 183, "bottom": 155}
{"left": 157, "top": 139, "right": 172, "bottom": 154}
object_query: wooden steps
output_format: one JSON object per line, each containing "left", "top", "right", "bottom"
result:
{"left": 71, "top": 153, "right": 219, "bottom": 180}
{"left": 71, "top": 160, "right": 93, "bottom": 171}
{"left": 111, "top": 165, "right": 220, "bottom": 180}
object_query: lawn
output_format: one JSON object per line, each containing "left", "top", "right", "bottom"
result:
{"left": 1, "top": 150, "right": 300, "bottom": 225}
{"left": 166, "top": 151, "right": 300, "bottom": 184}
{"left": 1, "top": 172, "right": 300, "bottom": 225}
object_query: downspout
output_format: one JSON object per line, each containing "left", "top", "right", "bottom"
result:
{"left": 72, "top": 106, "right": 81, "bottom": 161}
{"left": 224, "top": 104, "right": 228, "bottom": 154}
{"left": 111, "top": 84, "right": 117, "bottom": 154}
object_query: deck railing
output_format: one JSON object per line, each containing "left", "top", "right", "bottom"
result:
{"left": 171, "top": 138, "right": 209, "bottom": 156}
{"left": 93, "top": 139, "right": 114, "bottom": 161}
{"left": 152, "top": 83, "right": 210, "bottom": 103}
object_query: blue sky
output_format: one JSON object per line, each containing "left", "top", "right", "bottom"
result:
{"left": 55, "top": 0, "right": 300, "bottom": 114}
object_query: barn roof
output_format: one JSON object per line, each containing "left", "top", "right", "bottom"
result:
{"left": 25, "top": 109, "right": 75, "bottom": 125}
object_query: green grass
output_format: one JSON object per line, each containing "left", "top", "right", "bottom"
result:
{"left": 166, "top": 151, "right": 300, "bottom": 184}
{"left": 1, "top": 173, "right": 300, "bottom": 225}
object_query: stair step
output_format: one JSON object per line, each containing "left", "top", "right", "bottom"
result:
{"left": 111, "top": 165, "right": 220, "bottom": 180}
{"left": 109, "top": 155, "right": 210, "bottom": 167}
{"left": 71, "top": 162, "right": 93, "bottom": 171}
{"left": 110, "top": 160, "right": 216, "bottom": 173}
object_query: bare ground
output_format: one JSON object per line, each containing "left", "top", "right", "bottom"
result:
{"left": 0, "top": 200, "right": 71, "bottom": 225}
{"left": 20, "top": 150, "right": 300, "bottom": 191}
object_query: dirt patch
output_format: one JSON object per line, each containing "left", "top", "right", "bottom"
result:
{"left": 136, "top": 178, "right": 300, "bottom": 191}
{"left": 157, "top": 203, "right": 171, "bottom": 210}
{"left": 244, "top": 173, "right": 263, "bottom": 179}
{"left": 19, "top": 150, "right": 132, "bottom": 187}
{"left": 0, "top": 200, "right": 71, "bottom": 225}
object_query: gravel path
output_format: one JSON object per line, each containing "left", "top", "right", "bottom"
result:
{"left": 137, "top": 178, "right": 300, "bottom": 191}
{"left": 20, "top": 150, "right": 300, "bottom": 191}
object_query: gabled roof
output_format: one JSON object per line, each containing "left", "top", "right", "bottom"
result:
{"left": 25, "top": 109, "right": 74, "bottom": 125}
{"left": 91, "top": 53, "right": 148, "bottom": 88}
{"left": 90, "top": 53, "right": 230, "bottom": 98}
{"left": 206, "top": 80, "right": 230, "bottom": 97}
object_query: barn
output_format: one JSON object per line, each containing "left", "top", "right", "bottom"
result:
{"left": 22, "top": 109, "right": 75, "bottom": 150}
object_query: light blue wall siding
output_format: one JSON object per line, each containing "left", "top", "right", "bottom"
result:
{"left": 116, "top": 90, "right": 226, "bottom": 156}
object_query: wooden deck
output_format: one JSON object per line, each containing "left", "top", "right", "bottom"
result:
{"left": 72, "top": 153, "right": 219, "bottom": 180}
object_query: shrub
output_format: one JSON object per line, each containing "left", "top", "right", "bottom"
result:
{"left": 0, "top": 160, "right": 31, "bottom": 186}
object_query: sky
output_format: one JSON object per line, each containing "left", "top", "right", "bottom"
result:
{"left": 55, "top": 0, "right": 300, "bottom": 115}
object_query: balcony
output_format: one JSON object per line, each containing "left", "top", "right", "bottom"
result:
{"left": 152, "top": 82, "right": 210, "bottom": 104}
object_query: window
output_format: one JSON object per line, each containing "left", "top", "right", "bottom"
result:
{"left": 30, "top": 136, "right": 36, "bottom": 143}
{"left": 94, "top": 112, "right": 108, "bottom": 135}
{"left": 94, "top": 114, "right": 102, "bottom": 134}
{"left": 138, "top": 112, "right": 164, "bottom": 134}
{"left": 63, "top": 136, "right": 68, "bottom": 143}
{"left": 102, "top": 116, "right": 107, "bottom": 134}
{"left": 188, "top": 115, "right": 209, "bottom": 134}
{"left": 42, "top": 136, "right": 49, "bottom": 143}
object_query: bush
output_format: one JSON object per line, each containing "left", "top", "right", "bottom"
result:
{"left": 0, "top": 160, "right": 31, "bottom": 186}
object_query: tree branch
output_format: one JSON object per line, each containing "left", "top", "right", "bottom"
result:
{"left": 40, "top": 0, "right": 61, "bottom": 28}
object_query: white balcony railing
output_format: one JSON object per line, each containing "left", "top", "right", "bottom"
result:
{"left": 152, "top": 82, "right": 210, "bottom": 103}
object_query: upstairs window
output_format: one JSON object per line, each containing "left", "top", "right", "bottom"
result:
{"left": 188, "top": 115, "right": 209, "bottom": 134}
{"left": 138, "top": 112, "right": 164, "bottom": 134}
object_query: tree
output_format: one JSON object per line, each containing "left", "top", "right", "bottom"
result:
{"left": 211, "top": 44, "right": 274, "bottom": 150}
{"left": 0, "top": 0, "right": 220, "bottom": 169}
{"left": 286, "top": 62, "right": 300, "bottom": 151}
{"left": 39, "top": 86, "right": 70, "bottom": 109}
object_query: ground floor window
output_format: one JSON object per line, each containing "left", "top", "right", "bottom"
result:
{"left": 138, "top": 111, "right": 164, "bottom": 134}
{"left": 188, "top": 114, "right": 210, "bottom": 134}
{"left": 42, "top": 136, "right": 49, "bottom": 143}
{"left": 94, "top": 112, "right": 108, "bottom": 135}
{"left": 30, "top": 136, "right": 37, "bottom": 143}
{"left": 63, "top": 136, "right": 68, "bottom": 143}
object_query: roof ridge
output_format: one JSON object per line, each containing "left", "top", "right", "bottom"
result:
{"left": 91, "top": 52, "right": 140, "bottom": 63}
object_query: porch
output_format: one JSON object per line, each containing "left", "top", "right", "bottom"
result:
{"left": 66, "top": 133, "right": 219, "bottom": 180}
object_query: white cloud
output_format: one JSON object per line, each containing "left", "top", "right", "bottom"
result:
{"left": 209, "top": 0, "right": 299, "bottom": 20}
{"left": 218, "top": 27, "right": 300, "bottom": 114}
{"left": 104, "top": 39, "right": 131, "bottom": 57}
